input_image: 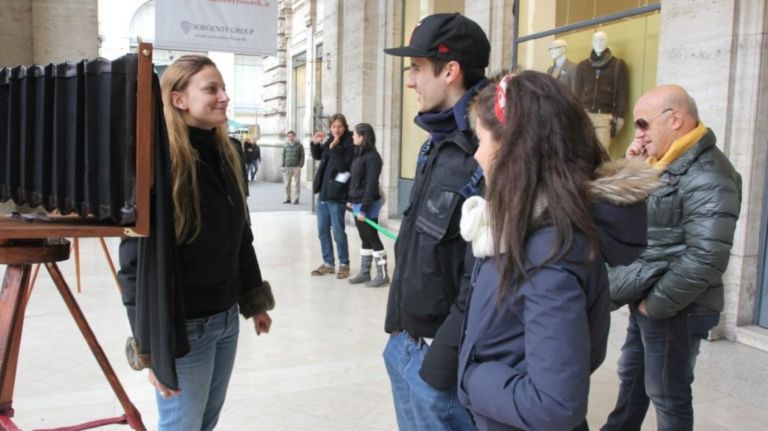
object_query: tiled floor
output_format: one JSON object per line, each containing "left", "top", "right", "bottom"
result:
{"left": 3, "top": 208, "right": 768, "bottom": 430}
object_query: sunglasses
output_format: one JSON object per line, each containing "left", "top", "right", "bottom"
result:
{"left": 634, "top": 108, "right": 673, "bottom": 130}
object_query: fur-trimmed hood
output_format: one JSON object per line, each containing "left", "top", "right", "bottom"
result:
{"left": 591, "top": 159, "right": 661, "bottom": 266}
{"left": 461, "top": 158, "right": 661, "bottom": 264}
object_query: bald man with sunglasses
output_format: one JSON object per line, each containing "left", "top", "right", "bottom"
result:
{"left": 602, "top": 85, "right": 742, "bottom": 431}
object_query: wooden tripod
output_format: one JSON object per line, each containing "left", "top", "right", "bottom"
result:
{"left": 0, "top": 240, "right": 145, "bottom": 431}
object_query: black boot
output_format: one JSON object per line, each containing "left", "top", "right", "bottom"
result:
{"left": 348, "top": 250, "right": 373, "bottom": 284}
{"left": 366, "top": 250, "right": 389, "bottom": 287}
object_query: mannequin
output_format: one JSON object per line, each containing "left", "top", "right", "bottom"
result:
{"left": 574, "top": 31, "right": 628, "bottom": 151}
{"left": 546, "top": 39, "right": 577, "bottom": 94}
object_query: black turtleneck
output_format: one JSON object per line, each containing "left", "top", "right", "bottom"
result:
{"left": 188, "top": 126, "right": 226, "bottom": 186}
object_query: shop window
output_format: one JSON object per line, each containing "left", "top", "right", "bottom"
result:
{"left": 515, "top": 1, "right": 660, "bottom": 158}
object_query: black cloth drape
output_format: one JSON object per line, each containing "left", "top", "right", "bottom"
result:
{"left": 118, "top": 75, "right": 188, "bottom": 390}
{"left": 0, "top": 54, "right": 137, "bottom": 224}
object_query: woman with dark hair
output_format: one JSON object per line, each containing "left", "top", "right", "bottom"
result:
{"left": 310, "top": 113, "right": 355, "bottom": 279}
{"left": 346, "top": 123, "right": 388, "bottom": 287}
{"left": 456, "top": 70, "right": 660, "bottom": 430}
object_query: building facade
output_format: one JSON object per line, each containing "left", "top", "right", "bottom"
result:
{"left": 0, "top": 0, "right": 98, "bottom": 65}
{"left": 272, "top": 0, "right": 768, "bottom": 348}
{"left": 1, "top": 0, "right": 767, "bottom": 348}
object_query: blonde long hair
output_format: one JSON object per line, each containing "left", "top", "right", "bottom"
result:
{"left": 160, "top": 55, "right": 247, "bottom": 242}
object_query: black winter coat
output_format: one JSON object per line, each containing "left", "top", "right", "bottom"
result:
{"left": 347, "top": 148, "right": 382, "bottom": 214}
{"left": 385, "top": 129, "right": 481, "bottom": 390}
{"left": 609, "top": 129, "right": 742, "bottom": 319}
{"left": 311, "top": 131, "right": 355, "bottom": 202}
{"left": 118, "top": 126, "right": 274, "bottom": 389}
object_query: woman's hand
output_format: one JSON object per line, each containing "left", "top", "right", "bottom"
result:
{"left": 356, "top": 213, "right": 366, "bottom": 222}
{"left": 148, "top": 369, "right": 181, "bottom": 399}
{"left": 252, "top": 312, "right": 272, "bottom": 335}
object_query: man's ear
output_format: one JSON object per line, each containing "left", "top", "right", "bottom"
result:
{"left": 444, "top": 61, "right": 462, "bottom": 86}
{"left": 171, "top": 91, "right": 187, "bottom": 111}
{"left": 669, "top": 109, "right": 685, "bottom": 131}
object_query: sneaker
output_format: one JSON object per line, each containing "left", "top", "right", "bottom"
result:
{"left": 336, "top": 264, "right": 351, "bottom": 279}
{"left": 311, "top": 264, "right": 335, "bottom": 276}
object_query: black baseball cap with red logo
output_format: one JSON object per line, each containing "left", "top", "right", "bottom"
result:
{"left": 384, "top": 13, "right": 490, "bottom": 68}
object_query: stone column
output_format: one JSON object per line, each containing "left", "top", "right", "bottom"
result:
{"left": 465, "top": 0, "right": 514, "bottom": 71}
{"left": 32, "top": 0, "right": 98, "bottom": 64}
{"left": 260, "top": 0, "right": 290, "bottom": 182}
{"left": 339, "top": 0, "right": 379, "bottom": 125}
{"left": 0, "top": 0, "right": 33, "bottom": 65}
{"left": 374, "top": 0, "right": 401, "bottom": 222}
{"left": 321, "top": 0, "right": 342, "bottom": 116}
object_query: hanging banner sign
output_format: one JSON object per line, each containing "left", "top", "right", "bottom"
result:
{"left": 155, "top": 0, "right": 277, "bottom": 55}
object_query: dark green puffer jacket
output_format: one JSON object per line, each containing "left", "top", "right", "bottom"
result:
{"left": 609, "top": 129, "right": 742, "bottom": 319}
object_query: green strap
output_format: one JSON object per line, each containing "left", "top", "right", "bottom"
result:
{"left": 349, "top": 208, "right": 398, "bottom": 240}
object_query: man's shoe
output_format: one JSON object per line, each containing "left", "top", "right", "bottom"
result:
{"left": 293, "top": 199, "right": 299, "bottom": 204}
{"left": 336, "top": 264, "right": 351, "bottom": 279}
{"left": 283, "top": 199, "right": 291, "bottom": 204}
{"left": 311, "top": 264, "right": 335, "bottom": 276}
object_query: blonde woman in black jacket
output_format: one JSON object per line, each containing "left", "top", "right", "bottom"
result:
{"left": 120, "top": 55, "right": 275, "bottom": 431}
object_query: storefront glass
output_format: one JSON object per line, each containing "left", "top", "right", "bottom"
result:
{"left": 516, "top": 1, "right": 660, "bottom": 158}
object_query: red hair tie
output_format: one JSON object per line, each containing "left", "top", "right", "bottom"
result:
{"left": 494, "top": 74, "right": 514, "bottom": 125}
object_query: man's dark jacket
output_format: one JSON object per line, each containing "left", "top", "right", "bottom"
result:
{"left": 311, "top": 130, "right": 354, "bottom": 202}
{"left": 609, "top": 129, "right": 742, "bottom": 318}
{"left": 385, "top": 80, "right": 487, "bottom": 390}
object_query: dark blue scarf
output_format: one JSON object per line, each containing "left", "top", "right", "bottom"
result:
{"left": 414, "top": 79, "right": 488, "bottom": 143}
{"left": 414, "top": 79, "right": 488, "bottom": 169}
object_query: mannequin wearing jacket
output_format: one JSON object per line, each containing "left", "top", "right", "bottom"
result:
{"left": 546, "top": 39, "right": 577, "bottom": 94}
{"left": 575, "top": 31, "right": 629, "bottom": 152}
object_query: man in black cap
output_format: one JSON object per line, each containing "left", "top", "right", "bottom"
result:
{"left": 382, "top": 12, "right": 490, "bottom": 430}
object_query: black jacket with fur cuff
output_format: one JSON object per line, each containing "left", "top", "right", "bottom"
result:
{"left": 239, "top": 281, "right": 276, "bottom": 318}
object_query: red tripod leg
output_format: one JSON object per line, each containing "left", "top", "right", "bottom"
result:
{"left": 45, "top": 263, "right": 145, "bottom": 431}
{"left": 0, "top": 265, "right": 32, "bottom": 431}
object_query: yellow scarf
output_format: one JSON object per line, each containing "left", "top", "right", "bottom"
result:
{"left": 650, "top": 123, "right": 707, "bottom": 169}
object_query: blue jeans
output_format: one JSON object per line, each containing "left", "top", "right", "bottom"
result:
{"left": 601, "top": 303, "right": 720, "bottom": 431}
{"left": 156, "top": 305, "right": 240, "bottom": 431}
{"left": 316, "top": 200, "right": 349, "bottom": 266}
{"left": 383, "top": 332, "right": 476, "bottom": 431}
{"left": 247, "top": 161, "right": 259, "bottom": 181}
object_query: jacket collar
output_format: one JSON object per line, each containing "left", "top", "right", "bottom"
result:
{"left": 589, "top": 48, "right": 614, "bottom": 69}
{"left": 663, "top": 128, "right": 716, "bottom": 176}
{"left": 415, "top": 79, "right": 489, "bottom": 143}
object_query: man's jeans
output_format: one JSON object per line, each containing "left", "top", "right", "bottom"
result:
{"left": 156, "top": 305, "right": 240, "bottom": 431}
{"left": 316, "top": 200, "right": 349, "bottom": 266}
{"left": 383, "top": 332, "right": 475, "bottom": 431}
{"left": 602, "top": 303, "right": 720, "bottom": 431}
{"left": 247, "top": 160, "right": 259, "bottom": 181}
